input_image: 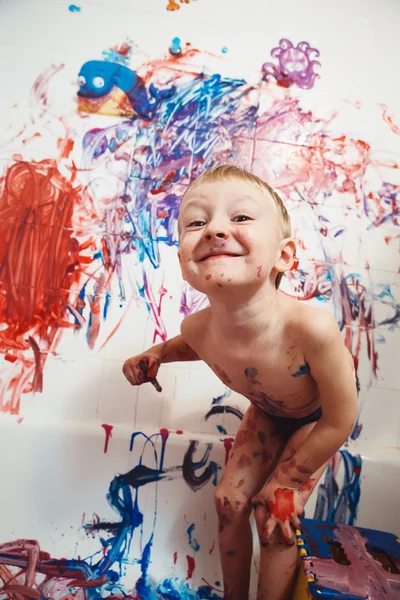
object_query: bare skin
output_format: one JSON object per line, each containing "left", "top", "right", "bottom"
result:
{"left": 123, "top": 176, "right": 358, "bottom": 600}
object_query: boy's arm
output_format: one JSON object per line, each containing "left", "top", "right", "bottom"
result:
{"left": 123, "top": 314, "right": 202, "bottom": 386}
{"left": 274, "top": 311, "right": 358, "bottom": 489}
{"left": 148, "top": 334, "right": 200, "bottom": 364}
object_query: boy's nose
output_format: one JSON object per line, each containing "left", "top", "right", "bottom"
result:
{"left": 205, "top": 231, "right": 228, "bottom": 240}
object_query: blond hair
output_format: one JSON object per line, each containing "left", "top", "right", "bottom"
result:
{"left": 182, "top": 164, "right": 291, "bottom": 288}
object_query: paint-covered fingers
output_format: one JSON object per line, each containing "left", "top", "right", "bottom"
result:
{"left": 122, "top": 354, "right": 161, "bottom": 386}
{"left": 279, "top": 519, "right": 296, "bottom": 546}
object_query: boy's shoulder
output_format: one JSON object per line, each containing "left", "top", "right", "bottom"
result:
{"left": 287, "top": 300, "right": 340, "bottom": 347}
{"left": 180, "top": 307, "right": 211, "bottom": 340}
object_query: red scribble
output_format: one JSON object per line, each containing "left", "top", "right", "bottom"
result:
{"left": 208, "top": 542, "right": 215, "bottom": 555}
{"left": 267, "top": 488, "right": 295, "bottom": 522}
{"left": 101, "top": 424, "right": 113, "bottom": 453}
{"left": 379, "top": 103, "right": 400, "bottom": 136}
{"left": 223, "top": 438, "right": 234, "bottom": 465}
{"left": 173, "top": 551, "right": 178, "bottom": 564}
{"left": 186, "top": 555, "right": 195, "bottom": 579}
{"left": 0, "top": 160, "right": 92, "bottom": 414}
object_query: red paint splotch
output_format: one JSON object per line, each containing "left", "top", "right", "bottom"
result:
{"left": 159, "top": 428, "right": 169, "bottom": 441}
{"left": 0, "top": 159, "right": 93, "bottom": 415}
{"left": 176, "top": 429, "right": 184, "bottom": 435}
{"left": 267, "top": 488, "right": 295, "bottom": 522}
{"left": 173, "top": 551, "right": 178, "bottom": 564}
{"left": 186, "top": 555, "right": 195, "bottom": 579}
{"left": 101, "top": 424, "right": 113, "bottom": 453}
{"left": 223, "top": 438, "right": 235, "bottom": 465}
{"left": 257, "top": 265, "right": 262, "bottom": 278}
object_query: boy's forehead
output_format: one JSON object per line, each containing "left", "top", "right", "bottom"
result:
{"left": 180, "top": 179, "right": 270, "bottom": 210}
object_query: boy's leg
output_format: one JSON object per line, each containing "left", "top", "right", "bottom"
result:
{"left": 255, "top": 421, "right": 330, "bottom": 600}
{"left": 215, "top": 405, "right": 287, "bottom": 600}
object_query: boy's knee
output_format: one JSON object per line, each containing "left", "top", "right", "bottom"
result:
{"left": 215, "top": 487, "right": 251, "bottom": 522}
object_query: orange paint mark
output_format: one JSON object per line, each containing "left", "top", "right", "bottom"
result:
{"left": 267, "top": 488, "right": 295, "bottom": 522}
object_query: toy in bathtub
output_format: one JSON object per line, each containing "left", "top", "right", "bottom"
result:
{"left": 292, "top": 518, "right": 400, "bottom": 599}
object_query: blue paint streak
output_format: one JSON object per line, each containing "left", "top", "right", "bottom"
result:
{"left": 186, "top": 524, "right": 200, "bottom": 552}
{"left": 68, "top": 4, "right": 81, "bottom": 11}
{"left": 216, "top": 425, "right": 228, "bottom": 435}
{"left": 314, "top": 450, "right": 362, "bottom": 525}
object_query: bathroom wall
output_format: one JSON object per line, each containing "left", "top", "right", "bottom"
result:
{"left": 0, "top": 0, "right": 399, "bottom": 597}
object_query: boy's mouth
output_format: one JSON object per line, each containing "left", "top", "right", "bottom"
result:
{"left": 199, "top": 250, "right": 241, "bottom": 261}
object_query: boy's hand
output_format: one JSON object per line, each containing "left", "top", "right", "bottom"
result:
{"left": 122, "top": 353, "right": 162, "bottom": 391}
{"left": 252, "top": 479, "right": 308, "bottom": 546}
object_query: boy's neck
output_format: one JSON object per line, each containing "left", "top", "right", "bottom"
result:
{"left": 208, "top": 285, "right": 284, "bottom": 345}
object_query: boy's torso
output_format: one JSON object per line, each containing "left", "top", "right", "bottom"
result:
{"left": 182, "top": 301, "right": 350, "bottom": 420}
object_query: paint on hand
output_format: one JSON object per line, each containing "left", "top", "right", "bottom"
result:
{"left": 267, "top": 488, "right": 295, "bottom": 522}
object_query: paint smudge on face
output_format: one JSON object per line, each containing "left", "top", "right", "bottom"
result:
{"left": 206, "top": 274, "right": 212, "bottom": 280}
{"left": 257, "top": 265, "right": 262, "bottom": 278}
{"left": 101, "top": 424, "right": 113, "bottom": 453}
{"left": 236, "top": 479, "right": 245, "bottom": 489}
{"left": 291, "top": 363, "right": 311, "bottom": 377}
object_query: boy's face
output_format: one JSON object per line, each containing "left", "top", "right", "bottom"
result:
{"left": 178, "top": 179, "right": 291, "bottom": 294}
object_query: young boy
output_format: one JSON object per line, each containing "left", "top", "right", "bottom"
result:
{"left": 123, "top": 165, "right": 357, "bottom": 600}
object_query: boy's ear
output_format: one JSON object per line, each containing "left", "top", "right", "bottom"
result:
{"left": 274, "top": 238, "right": 296, "bottom": 275}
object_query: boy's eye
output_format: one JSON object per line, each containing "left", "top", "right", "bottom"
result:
{"left": 233, "top": 215, "right": 252, "bottom": 222}
{"left": 187, "top": 220, "right": 206, "bottom": 227}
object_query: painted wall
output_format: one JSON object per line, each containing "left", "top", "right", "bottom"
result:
{"left": 0, "top": 0, "right": 399, "bottom": 598}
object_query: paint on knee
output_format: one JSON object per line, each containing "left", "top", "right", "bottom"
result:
{"left": 235, "top": 430, "right": 255, "bottom": 449}
{"left": 237, "top": 453, "right": 252, "bottom": 468}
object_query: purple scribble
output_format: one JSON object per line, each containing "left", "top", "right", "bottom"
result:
{"left": 262, "top": 39, "right": 321, "bottom": 89}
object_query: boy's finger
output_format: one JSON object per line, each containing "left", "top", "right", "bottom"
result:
{"left": 280, "top": 520, "right": 295, "bottom": 546}
{"left": 262, "top": 516, "right": 276, "bottom": 546}
{"left": 147, "top": 358, "right": 160, "bottom": 379}
{"left": 293, "top": 514, "right": 302, "bottom": 530}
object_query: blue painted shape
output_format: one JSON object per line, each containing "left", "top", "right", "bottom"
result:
{"left": 77, "top": 60, "right": 175, "bottom": 119}
{"left": 170, "top": 37, "right": 182, "bottom": 56}
{"left": 314, "top": 450, "right": 362, "bottom": 525}
{"left": 186, "top": 523, "right": 200, "bottom": 552}
{"left": 216, "top": 425, "right": 228, "bottom": 435}
{"left": 68, "top": 4, "right": 81, "bottom": 11}
{"left": 291, "top": 363, "right": 310, "bottom": 377}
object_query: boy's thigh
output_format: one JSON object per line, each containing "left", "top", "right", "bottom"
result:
{"left": 219, "top": 404, "right": 288, "bottom": 499}
{"left": 277, "top": 421, "right": 330, "bottom": 501}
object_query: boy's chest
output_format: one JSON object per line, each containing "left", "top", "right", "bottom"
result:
{"left": 196, "top": 336, "right": 316, "bottom": 407}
